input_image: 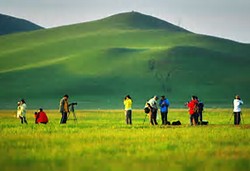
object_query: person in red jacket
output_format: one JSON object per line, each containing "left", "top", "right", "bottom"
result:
{"left": 34, "top": 108, "right": 49, "bottom": 124}
{"left": 186, "top": 96, "right": 199, "bottom": 126}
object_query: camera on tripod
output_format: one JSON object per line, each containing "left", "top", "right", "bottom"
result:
{"left": 68, "top": 102, "right": 77, "bottom": 112}
{"left": 69, "top": 102, "right": 77, "bottom": 106}
{"left": 67, "top": 102, "right": 77, "bottom": 122}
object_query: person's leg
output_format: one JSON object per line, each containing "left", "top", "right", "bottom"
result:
{"left": 238, "top": 112, "right": 241, "bottom": 124}
{"left": 194, "top": 113, "right": 198, "bottom": 125}
{"left": 149, "top": 111, "right": 154, "bottom": 125}
{"left": 128, "top": 110, "right": 132, "bottom": 125}
{"left": 161, "top": 112, "right": 164, "bottom": 125}
{"left": 190, "top": 115, "right": 193, "bottom": 125}
{"left": 165, "top": 112, "right": 168, "bottom": 125}
{"left": 60, "top": 112, "right": 67, "bottom": 124}
{"left": 19, "top": 116, "right": 23, "bottom": 124}
{"left": 190, "top": 114, "right": 196, "bottom": 126}
{"left": 234, "top": 112, "right": 239, "bottom": 125}
{"left": 200, "top": 112, "right": 203, "bottom": 122}
{"left": 125, "top": 110, "right": 129, "bottom": 124}
{"left": 23, "top": 116, "right": 28, "bottom": 124}
{"left": 235, "top": 112, "right": 241, "bottom": 125}
{"left": 153, "top": 110, "right": 158, "bottom": 125}
{"left": 60, "top": 113, "right": 64, "bottom": 124}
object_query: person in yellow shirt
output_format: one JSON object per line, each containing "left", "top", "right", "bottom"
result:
{"left": 123, "top": 95, "right": 132, "bottom": 125}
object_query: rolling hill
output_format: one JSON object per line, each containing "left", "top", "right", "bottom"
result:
{"left": 0, "top": 11, "right": 250, "bottom": 109}
{"left": 0, "top": 13, "right": 43, "bottom": 35}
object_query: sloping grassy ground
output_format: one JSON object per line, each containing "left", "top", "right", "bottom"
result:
{"left": 0, "top": 12, "right": 250, "bottom": 109}
{"left": 0, "top": 109, "right": 250, "bottom": 171}
{"left": 0, "top": 13, "right": 43, "bottom": 35}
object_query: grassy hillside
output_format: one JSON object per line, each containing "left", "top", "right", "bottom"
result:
{"left": 0, "top": 11, "right": 250, "bottom": 109}
{"left": 0, "top": 13, "right": 43, "bottom": 35}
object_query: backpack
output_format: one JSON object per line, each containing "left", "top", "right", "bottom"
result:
{"left": 144, "top": 107, "right": 150, "bottom": 114}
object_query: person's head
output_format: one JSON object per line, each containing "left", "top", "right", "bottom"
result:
{"left": 191, "top": 96, "right": 196, "bottom": 100}
{"left": 17, "top": 102, "right": 21, "bottom": 106}
{"left": 39, "top": 108, "right": 43, "bottom": 112}
{"left": 63, "top": 94, "right": 69, "bottom": 100}
{"left": 126, "top": 95, "right": 131, "bottom": 99}
{"left": 21, "top": 99, "right": 26, "bottom": 104}
{"left": 235, "top": 95, "right": 241, "bottom": 100}
{"left": 154, "top": 95, "right": 158, "bottom": 100}
{"left": 161, "top": 95, "right": 165, "bottom": 100}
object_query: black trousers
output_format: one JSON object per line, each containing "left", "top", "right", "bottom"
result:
{"left": 198, "top": 111, "right": 203, "bottom": 122}
{"left": 20, "top": 116, "right": 28, "bottom": 124}
{"left": 125, "top": 110, "right": 132, "bottom": 125}
{"left": 190, "top": 113, "right": 198, "bottom": 125}
{"left": 60, "top": 112, "right": 68, "bottom": 124}
{"left": 161, "top": 111, "right": 168, "bottom": 125}
{"left": 234, "top": 112, "right": 241, "bottom": 125}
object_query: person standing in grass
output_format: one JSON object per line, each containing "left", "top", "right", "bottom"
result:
{"left": 233, "top": 95, "right": 243, "bottom": 125}
{"left": 186, "top": 96, "right": 198, "bottom": 126}
{"left": 19, "top": 99, "right": 28, "bottom": 124}
{"left": 59, "top": 94, "right": 69, "bottom": 124}
{"left": 159, "top": 95, "right": 170, "bottom": 125}
{"left": 147, "top": 95, "right": 159, "bottom": 125}
{"left": 17, "top": 101, "right": 22, "bottom": 119}
{"left": 197, "top": 98, "right": 204, "bottom": 123}
{"left": 124, "top": 95, "right": 132, "bottom": 125}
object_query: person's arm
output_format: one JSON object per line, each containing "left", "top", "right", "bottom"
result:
{"left": 166, "top": 99, "right": 170, "bottom": 107}
{"left": 147, "top": 102, "right": 153, "bottom": 109}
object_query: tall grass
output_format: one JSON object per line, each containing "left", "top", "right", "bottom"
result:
{"left": 0, "top": 109, "right": 249, "bottom": 171}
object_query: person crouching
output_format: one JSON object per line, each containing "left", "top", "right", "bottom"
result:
{"left": 34, "top": 108, "right": 48, "bottom": 124}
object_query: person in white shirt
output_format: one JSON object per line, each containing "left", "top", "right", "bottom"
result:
{"left": 147, "top": 96, "right": 158, "bottom": 125}
{"left": 19, "top": 99, "right": 28, "bottom": 124}
{"left": 233, "top": 95, "right": 243, "bottom": 125}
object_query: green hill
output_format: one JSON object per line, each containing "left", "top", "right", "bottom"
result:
{"left": 0, "top": 11, "right": 250, "bottom": 109}
{"left": 0, "top": 13, "right": 44, "bottom": 35}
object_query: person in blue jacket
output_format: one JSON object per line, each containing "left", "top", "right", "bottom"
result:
{"left": 159, "top": 95, "right": 170, "bottom": 125}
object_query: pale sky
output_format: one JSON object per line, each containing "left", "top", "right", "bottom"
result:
{"left": 1, "top": 0, "right": 250, "bottom": 43}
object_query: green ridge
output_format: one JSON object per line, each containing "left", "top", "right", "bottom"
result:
{"left": 0, "top": 11, "right": 249, "bottom": 109}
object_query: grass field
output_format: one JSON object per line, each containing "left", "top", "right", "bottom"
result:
{"left": 1, "top": 108, "right": 250, "bottom": 171}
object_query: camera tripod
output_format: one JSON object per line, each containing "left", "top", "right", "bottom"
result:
{"left": 229, "top": 112, "right": 244, "bottom": 125}
{"left": 68, "top": 103, "right": 77, "bottom": 122}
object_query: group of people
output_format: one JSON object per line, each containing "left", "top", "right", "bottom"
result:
{"left": 16, "top": 94, "right": 70, "bottom": 125}
{"left": 16, "top": 99, "right": 49, "bottom": 124}
{"left": 185, "top": 96, "right": 204, "bottom": 126}
{"left": 124, "top": 94, "right": 243, "bottom": 126}
{"left": 16, "top": 94, "right": 244, "bottom": 126}
{"left": 124, "top": 95, "right": 170, "bottom": 125}
{"left": 16, "top": 94, "right": 69, "bottom": 124}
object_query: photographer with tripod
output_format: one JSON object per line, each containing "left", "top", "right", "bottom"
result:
{"left": 59, "top": 94, "right": 69, "bottom": 124}
{"left": 233, "top": 95, "right": 243, "bottom": 125}
{"left": 147, "top": 96, "right": 159, "bottom": 125}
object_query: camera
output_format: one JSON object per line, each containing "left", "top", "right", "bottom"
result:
{"left": 69, "top": 102, "right": 77, "bottom": 106}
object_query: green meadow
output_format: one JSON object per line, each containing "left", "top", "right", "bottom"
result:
{"left": 1, "top": 109, "right": 250, "bottom": 171}
{"left": 1, "top": 11, "right": 250, "bottom": 170}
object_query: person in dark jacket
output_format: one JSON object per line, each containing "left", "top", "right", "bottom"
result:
{"left": 59, "top": 94, "right": 69, "bottom": 124}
